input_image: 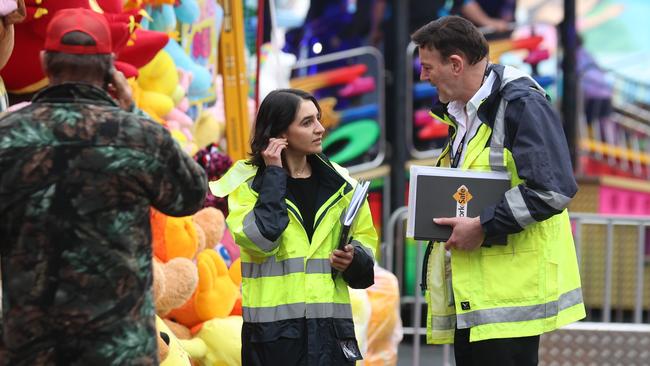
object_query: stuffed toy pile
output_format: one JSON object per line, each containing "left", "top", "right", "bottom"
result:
{"left": 151, "top": 206, "right": 243, "bottom": 366}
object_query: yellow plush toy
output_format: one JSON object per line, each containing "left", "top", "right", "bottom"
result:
{"left": 156, "top": 316, "right": 193, "bottom": 366}
{"left": 190, "top": 316, "right": 243, "bottom": 366}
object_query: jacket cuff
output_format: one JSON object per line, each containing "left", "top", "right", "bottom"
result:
{"left": 480, "top": 206, "right": 508, "bottom": 246}
{"left": 342, "top": 246, "right": 375, "bottom": 289}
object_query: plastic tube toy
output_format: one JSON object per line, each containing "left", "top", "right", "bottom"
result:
{"left": 290, "top": 64, "right": 368, "bottom": 92}
{"left": 322, "top": 119, "right": 380, "bottom": 164}
{"left": 338, "top": 76, "right": 376, "bottom": 98}
{"left": 413, "top": 82, "right": 437, "bottom": 100}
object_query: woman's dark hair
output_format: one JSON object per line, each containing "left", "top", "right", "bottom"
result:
{"left": 248, "top": 88, "right": 321, "bottom": 167}
{"left": 411, "top": 15, "right": 489, "bottom": 65}
{"left": 44, "top": 31, "right": 113, "bottom": 85}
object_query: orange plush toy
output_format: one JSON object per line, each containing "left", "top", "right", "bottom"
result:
{"left": 151, "top": 208, "right": 200, "bottom": 261}
{"left": 150, "top": 206, "right": 239, "bottom": 328}
{"left": 228, "top": 258, "right": 242, "bottom": 316}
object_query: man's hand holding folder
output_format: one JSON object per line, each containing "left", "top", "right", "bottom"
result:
{"left": 434, "top": 216, "right": 485, "bottom": 251}
{"left": 331, "top": 180, "right": 370, "bottom": 277}
{"left": 407, "top": 166, "right": 510, "bottom": 246}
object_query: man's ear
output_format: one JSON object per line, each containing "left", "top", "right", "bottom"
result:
{"left": 449, "top": 54, "right": 464, "bottom": 75}
{"left": 39, "top": 51, "right": 48, "bottom": 76}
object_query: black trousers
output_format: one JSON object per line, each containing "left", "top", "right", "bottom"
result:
{"left": 454, "top": 328, "right": 540, "bottom": 366}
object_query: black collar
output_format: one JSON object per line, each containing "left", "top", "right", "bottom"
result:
{"left": 251, "top": 153, "right": 350, "bottom": 197}
{"left": 32, "top": 82, "right": 118, "bottom": 107}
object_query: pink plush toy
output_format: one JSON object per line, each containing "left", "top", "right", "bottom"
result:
{"left": 0, "top": 0, "right": 17, "bottom": 17}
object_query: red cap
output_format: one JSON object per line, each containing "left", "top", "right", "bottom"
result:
{"left": 43, "top": 8, "right": 112, "bottom": 55}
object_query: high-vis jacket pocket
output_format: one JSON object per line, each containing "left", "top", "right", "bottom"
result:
{"left": 426, "top": 242, "right": 456, "bottom": 344}
{"left": 333, "top": 319, "right": 363, "bottom": 362}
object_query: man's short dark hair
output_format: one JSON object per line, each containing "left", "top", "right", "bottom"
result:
{"left": 411, "top": 16, "right": 489, "bottom": 65}
{"left": 44, "top": 31, "right": 113, "bottom": 84}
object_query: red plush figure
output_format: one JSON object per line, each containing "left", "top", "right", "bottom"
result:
{"left": 1, "top": 0, "right": 168, "bottom": 94}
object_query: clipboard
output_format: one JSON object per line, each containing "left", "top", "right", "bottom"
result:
{"left": 332, "top": 180, "right": 370, "bottom": 279}
{"left": 406, "top": 166, "right": 510, "bottom": 243}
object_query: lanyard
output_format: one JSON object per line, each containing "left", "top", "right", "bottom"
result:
{"left": 450, "top": 132, "right": 466, "bottom": 168}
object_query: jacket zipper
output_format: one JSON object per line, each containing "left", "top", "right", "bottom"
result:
{"left": 313, "top": 187, "right": 345, "bottom": 232}
{"left": 312, "top": 154, "right": 351, "bottom": 232}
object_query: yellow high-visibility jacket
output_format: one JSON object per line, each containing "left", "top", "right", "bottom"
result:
{"left": 210, "top": 153, "right": 377, "bottom": 365}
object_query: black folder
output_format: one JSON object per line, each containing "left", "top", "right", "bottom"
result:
{"left": 407, "top": 166, "right": 511, "bottom": 243}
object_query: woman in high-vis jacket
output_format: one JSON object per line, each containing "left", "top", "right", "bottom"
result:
{"left": 210, "top": 89, "right": 377, "bottom": 366}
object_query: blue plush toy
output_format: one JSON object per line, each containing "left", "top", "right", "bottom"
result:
{"left": 175, "top": 0, "right": 200, "bottom": 25}
{"left": 164, "top": 39, "right": 212, "bottom": 99}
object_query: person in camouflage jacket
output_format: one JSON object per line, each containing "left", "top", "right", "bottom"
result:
{"left": 0, "top": 9, "right": 207, "bottom": 365}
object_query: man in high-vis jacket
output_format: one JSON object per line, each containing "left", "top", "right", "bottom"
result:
{"left": 411, "top": 16, "right": 585, "bottom": 366}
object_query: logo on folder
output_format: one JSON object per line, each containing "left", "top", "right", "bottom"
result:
{"left": 453, "top": 185, "right": 473, "bottom": 217}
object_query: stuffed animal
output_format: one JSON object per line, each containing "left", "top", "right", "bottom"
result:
{"left": 167, "top": 249, "right": 239, "bottom": 328}
{"left": 152, "top": 251, "right": 199, "bottom": 365}
{"left": 151, "top": 208, "right": 201, "bottom": 261}
{"left": 192, "top": 207, "right": 224, "bottom": 248}
{"left": 156, "top": 315, "right": 193, "bottom": 366}
{"left": 151, "top": 205, "right": 243, "bottom": 364}
{"left": 1, "top": 1, "right": 168, "bottom": 94}
{"left": 228, "top": 258, "right": 242, "bottom": 316}
{"left": 153, "top": 258, "right": 198, "bottom": 317}
{"left": 0, "top": 0, "right": 18, "bottom": 17}
{"left": 190, "top": 316, "right": 243, "bottom": 366}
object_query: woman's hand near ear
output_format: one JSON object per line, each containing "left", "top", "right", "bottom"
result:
{"left": 262, "top": 138, "right": 287, "bottom": 167}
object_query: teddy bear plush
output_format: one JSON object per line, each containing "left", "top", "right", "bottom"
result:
{"left": 167, "top": 249, "right": 238, "bottom": 328}
{"left": 153, "top": 257, "right": 199, "bottom": 317}
{"left": 152, "top": 255, "right": 199, "bottom": 365}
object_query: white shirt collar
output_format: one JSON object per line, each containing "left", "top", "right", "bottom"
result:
{"left": 448, "top": 70, "right": 496, "bottom": 123}
{"left": 446, "top": 69, "right": 496, "bottom": 165}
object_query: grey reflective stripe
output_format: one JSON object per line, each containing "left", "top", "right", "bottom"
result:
{"left": 242, "top": 211, "right": 279, "bottom": 252}
{"left": 351, "top": 239, "right": 375, "bottom": 261}
{"left": 243, "top": 302, "right": 353, "bottom": 322}
{"left": 243, "top": 303, "right": 306, "bottom": 322}
{"left": 430, "top": 314, "right": 456, "bottom": 330}
{"left": 241, "top": 257, "right": 305, "bottom": 278}
{"left": 505, "top": 187, "right": 536, "bottom": 228}
{"left": 532, "top": 190, "right": 572, "bottom": 211}
{"left": 306, "top": 303, "right": 353, "bottom": 319}
{"left": 456, "top": 287, "right": 583, "bottom": 328}
{"left": 489, "top": 99, "right": 507, "bottom": 171}
{"left": 306, "top": 258, "right": 331, "bottom": 274}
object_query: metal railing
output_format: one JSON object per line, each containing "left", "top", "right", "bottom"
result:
{"left": 383, "top": 208, "right": 650, "bottom": 365}
{"left": 383, "top": 207, "right": 451, "bottom": 366}
{"left": 571, "top": 213, "right": 650, "bottom": 323}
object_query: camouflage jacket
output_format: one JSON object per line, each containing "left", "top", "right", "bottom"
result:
{"left": 0, "top": 83, "right": 207, "bottom": 365}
